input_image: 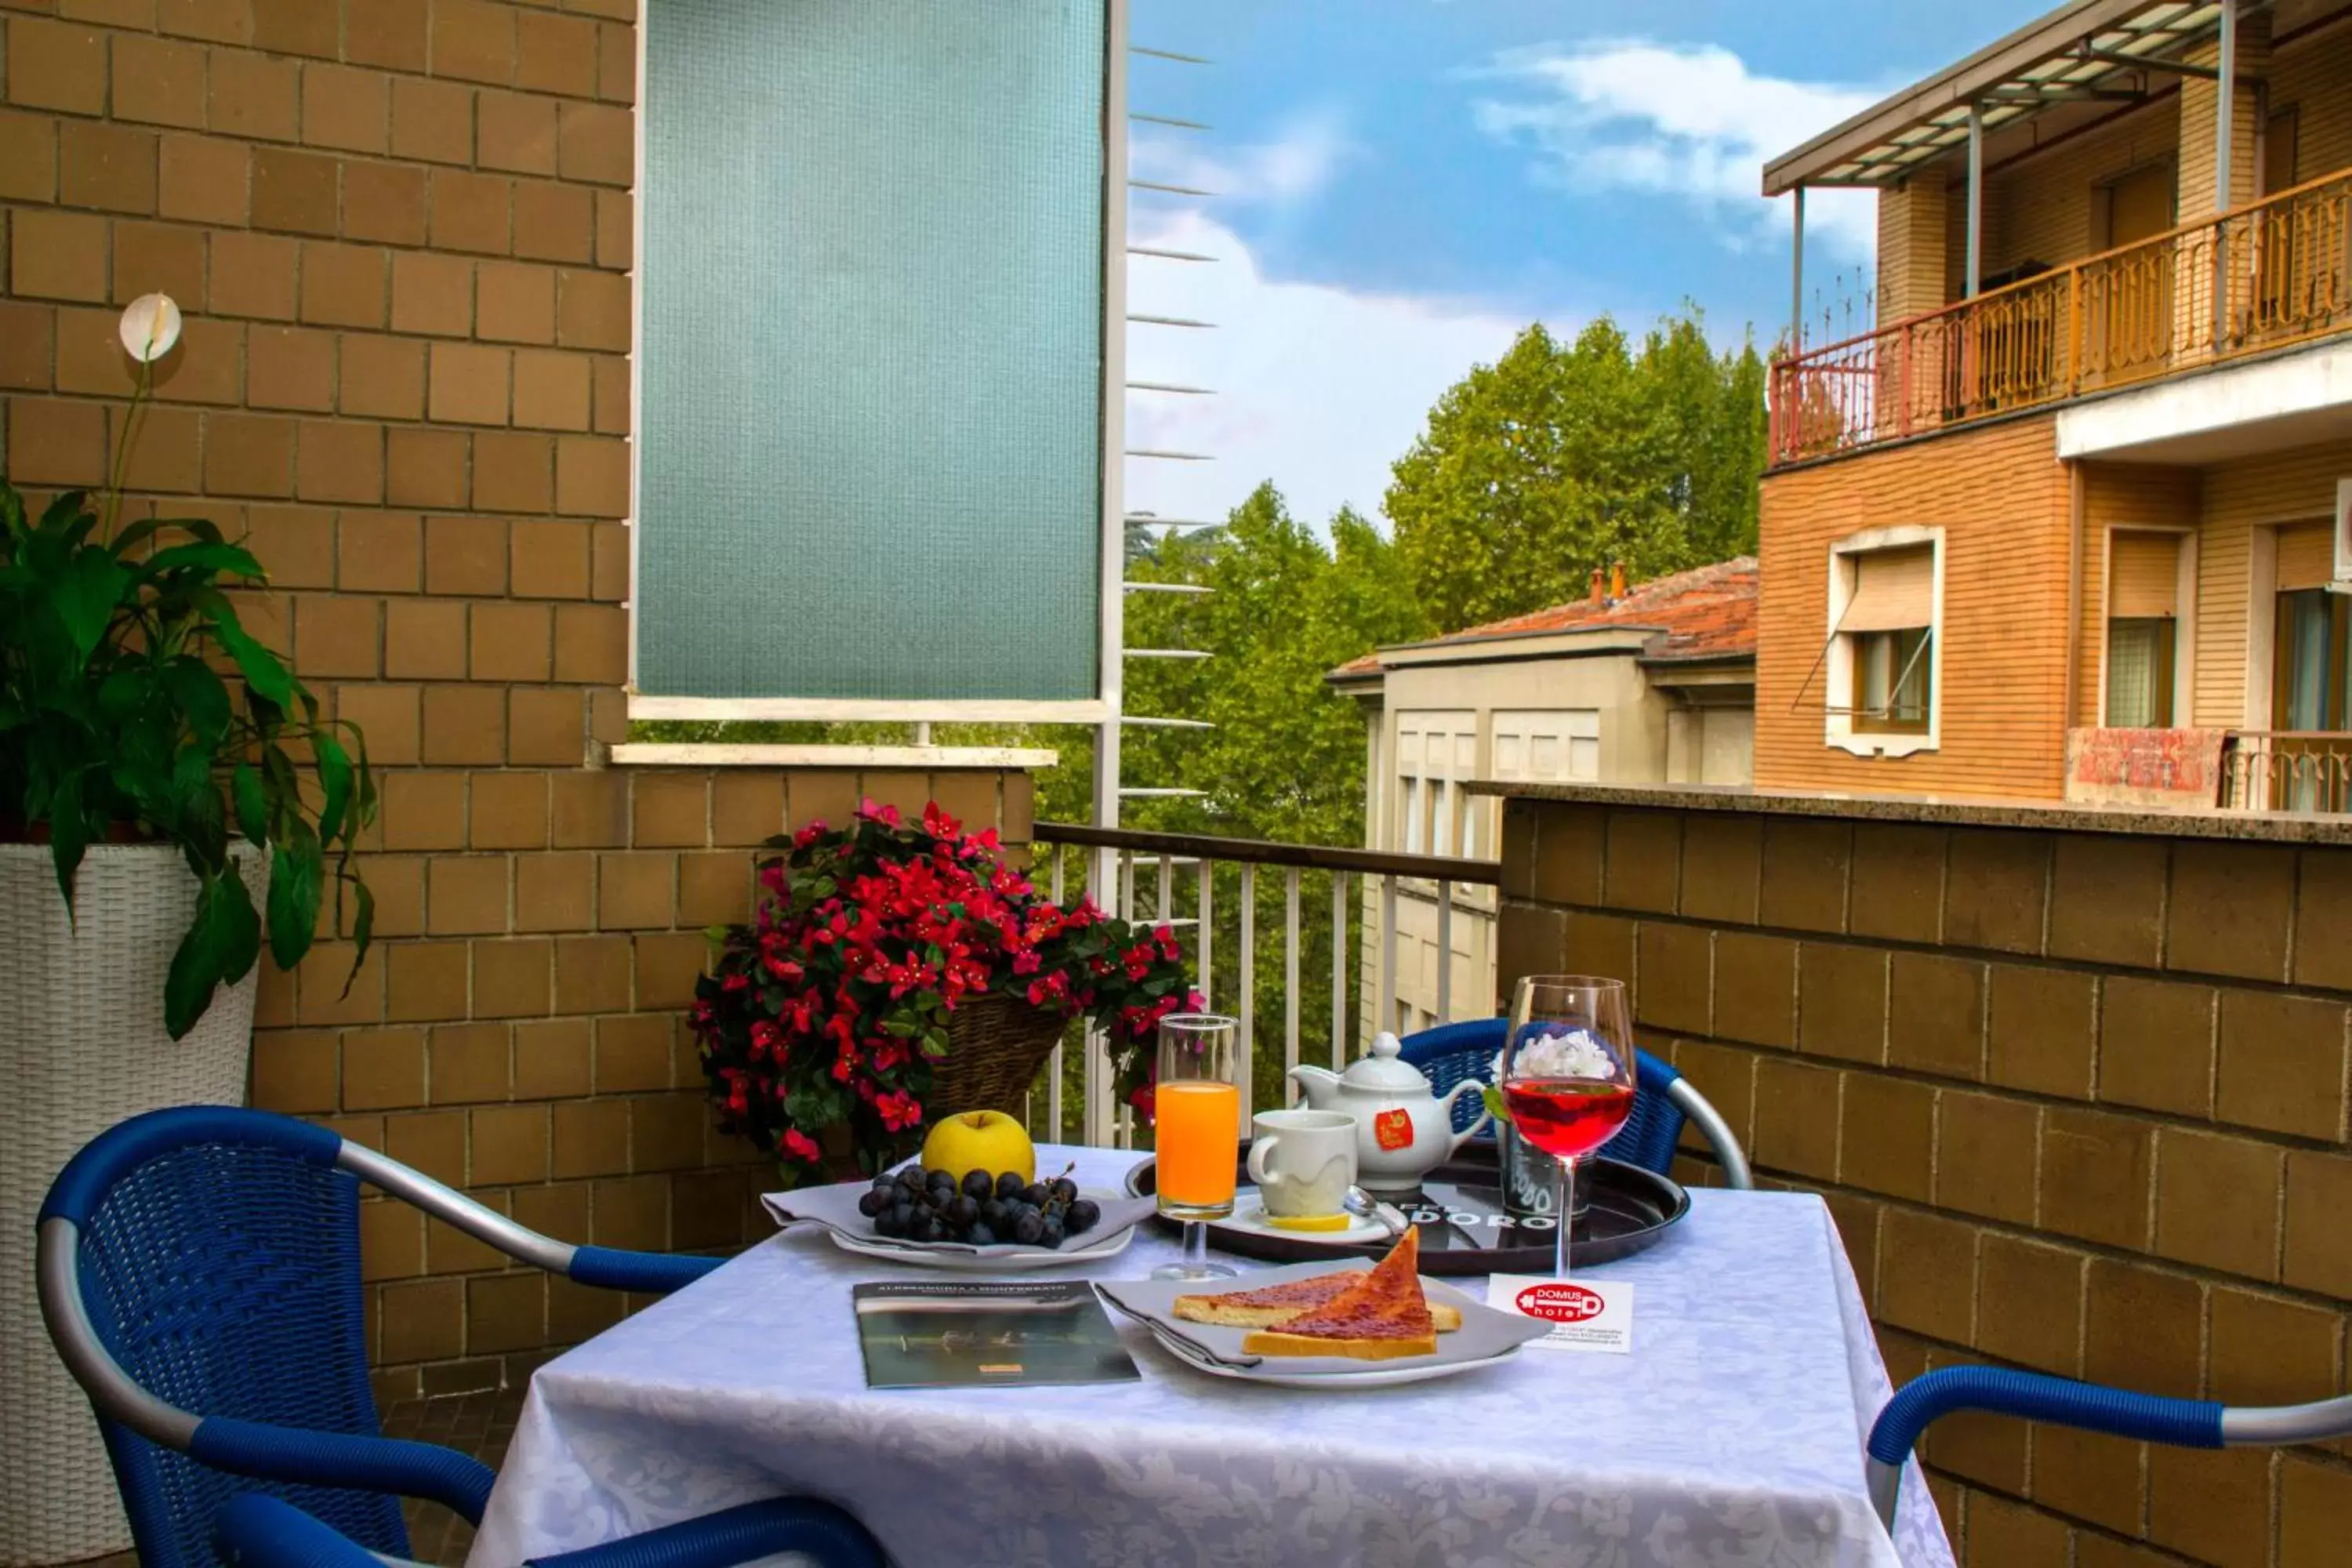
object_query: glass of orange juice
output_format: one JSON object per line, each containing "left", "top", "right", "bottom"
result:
{"left": 1151, "top": 1014, "right": 1241, "bottom": 1281}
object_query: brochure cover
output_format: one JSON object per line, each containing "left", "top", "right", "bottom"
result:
{"left": 853, "top": 1280, "right": 1142, "bottom": 1390}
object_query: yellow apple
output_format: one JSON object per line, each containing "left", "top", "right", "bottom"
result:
{"left": 920, "top": 1110, "right": 1034, "bottom": 1184}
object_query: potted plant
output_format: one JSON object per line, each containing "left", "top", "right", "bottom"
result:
{"left": 691, "top": 799, "right": 1198, "bottom": 1180}
{"left": 0, "top": 296, "right": 376, "bottom": 1564}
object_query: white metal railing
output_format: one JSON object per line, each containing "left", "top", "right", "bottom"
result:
{"left": 1025, "top": 822, "right": 1501, "bottom": 1149}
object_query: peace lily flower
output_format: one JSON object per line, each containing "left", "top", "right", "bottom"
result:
{"left": 118, "top": 293, "right": 183, "bottom": 363}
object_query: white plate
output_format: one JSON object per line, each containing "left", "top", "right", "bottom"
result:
{"left": 1216, "top": 1196, "right": 1393, "bottom": 1247}
{"left": 1138, "top": 1319, "right": 1526, "bottom": 1388}
{"left": 827, "top": 1222, "right": 1135, "bottom": 1272}
{"left": 1096, "top": 1263, "right": 1552, "bottom": 1386}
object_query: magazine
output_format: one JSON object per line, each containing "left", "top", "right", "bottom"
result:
{"left": 853, "top": 1280, "right": 1142, "bottom": 1390}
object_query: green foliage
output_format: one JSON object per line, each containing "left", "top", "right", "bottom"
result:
{"left": 1387, "top": 307, "right": 1767, "bottom": 633}
{"left": 0, "top": 477, "right": 377, "bottom": 1038}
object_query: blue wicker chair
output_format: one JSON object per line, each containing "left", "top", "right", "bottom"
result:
{"left": 1397, "top": 1017, "right": 1753, "bottom": 1187}
{"left": 1864, "top": 1364, "right": 2352, "bottom": 1534}
{"left": 38, "top": 1105, "right": 881, "bottom": 1568}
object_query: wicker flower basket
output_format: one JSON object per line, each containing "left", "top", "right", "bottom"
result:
{"left": 923, "top": 996, "right": 1072, "bottom": 1123}
{"left": 0, "top": 841, "right": 267, "bottom": 1566}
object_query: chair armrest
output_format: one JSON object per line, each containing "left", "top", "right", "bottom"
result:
{"left": 212, "top": 1494, "right": 404, "bottom": 1568}
{"left": 1869, "top": 1366, "right": 2224, "bottom": 1468}
{"left": 569, "top": 1245, "right": 724, "bottom": 1294}
{"left": 190, "top": 1417, "right": 497, "bottom": 1524}
{"left": 531, "top": 1497, "right": 884, "bottom": 1568}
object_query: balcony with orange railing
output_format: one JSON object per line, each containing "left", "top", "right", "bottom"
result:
{"left": 1769, "top": 165, "right": 2352, "bottom": 466}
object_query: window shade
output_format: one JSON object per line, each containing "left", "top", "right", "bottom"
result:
{"left": 2109, "top": 532, "right": 2180, "bottom": 619}
{"left": 1841, "top": 546, "right": 1935, "bottom": 632}
{"left": 636, "top": 0, "right": 1106, "bottom": 705}
{"left": 2276, "top": 522, "right": 2336, "bottom": 590}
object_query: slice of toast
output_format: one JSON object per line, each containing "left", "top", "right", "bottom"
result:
{"left": 1172, "top": 1266, "right": 1461, "bottom": 1331}
{"left": 1240, "top": 1229, "right": 1438, "bottom": 1361}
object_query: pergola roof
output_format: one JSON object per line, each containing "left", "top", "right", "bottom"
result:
{"left": 1762, "top": 0, "right": 2236, "bottom": 194}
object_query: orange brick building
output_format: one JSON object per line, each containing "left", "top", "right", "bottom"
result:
{"left": 0, "top": 0, "right": 1044, "bottom": 1400}
{"left": 1759, "top": 0, "right": 2352, "bottom": 809}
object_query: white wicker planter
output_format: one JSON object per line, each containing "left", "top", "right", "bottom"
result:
{"left": 0, "top": 841, "right": 267, "bottom": 1567}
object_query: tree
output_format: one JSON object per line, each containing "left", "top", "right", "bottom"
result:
{"left": 1387, "top": 307, "right": 1767, "bottom": 633}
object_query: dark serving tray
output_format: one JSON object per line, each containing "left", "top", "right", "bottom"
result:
{"left": 1123, "top": 1141, "right": 1689, "bottom": 1276}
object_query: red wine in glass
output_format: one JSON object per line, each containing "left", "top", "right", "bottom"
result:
{"left": 1504, "top": 1078, "right": 1635, "bottom": 1162}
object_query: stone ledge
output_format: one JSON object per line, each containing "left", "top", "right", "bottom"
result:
{"left": 1461, "top": 779, "right": 2352, "bottom": 847}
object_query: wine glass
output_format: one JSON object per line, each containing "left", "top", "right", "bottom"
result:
{"left": 1501, "top": 976, "right": 1636, "bottom": 1281}
{"left": 1149, "top": 1014, "right": 1241, "bottom": 1281}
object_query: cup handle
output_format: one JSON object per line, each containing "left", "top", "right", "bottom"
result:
{"left": 1245, "top": 1134, "right": 1283, "bottom": 1189}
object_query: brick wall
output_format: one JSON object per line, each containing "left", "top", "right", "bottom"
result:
{"left": 1495, "top": 788, "right": 2352, "bottom": 1568}
{"left": 0, "top": 0, "right": 1040, "bottom": 1398}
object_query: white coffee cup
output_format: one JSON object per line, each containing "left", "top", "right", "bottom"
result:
{"left": 1245, "top": 1109, "right": 1357, "bottom": 1218}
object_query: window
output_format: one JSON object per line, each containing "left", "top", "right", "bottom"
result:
{"left": 1852, "top": 627, "right": 1933, "bottom": 733}
{"left": 1823, "top": 533, "right": 1940, "bottom": 756}
{"left": 2103, "top": 530, "right": 2184, "bottom": 728}
{"left": 633, "top": 0, "right": 1114, "bottom": 720}
{"left": 1396, "top": 712, "right": 1473, "bottom": 855}
{"left": 2274, "top": 590, "right": 2349, "bottom": 731}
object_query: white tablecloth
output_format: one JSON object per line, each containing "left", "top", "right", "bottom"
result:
{"left": 470, "top": 1146, "right": 1954, "bottom": 1568}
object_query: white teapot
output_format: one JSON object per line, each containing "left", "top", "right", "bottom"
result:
{"left": 1287, "top": 1031, "right": 1491, "bottom": 1196}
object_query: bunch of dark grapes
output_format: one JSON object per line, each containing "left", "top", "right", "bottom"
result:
{"left": 857, "top": 1162, "right": 1102, "bottom": 1248}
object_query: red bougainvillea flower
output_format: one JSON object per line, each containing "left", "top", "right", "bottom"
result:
{"left": 690, "top": 797, "right": 1196, "bottom": 1182}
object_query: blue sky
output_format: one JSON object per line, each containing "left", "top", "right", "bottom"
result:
{"left": 1121, "top": 0, "right": 2053, "bottom": 533}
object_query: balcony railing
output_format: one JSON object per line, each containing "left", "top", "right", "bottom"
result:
{"left": 2220, "top": 731, "right": 2352, "bottom": 814}
{"left": 1025, "top": 822, "right": 1500, "bottom": 1148}
{"left": 1770, "top": 165, "right": 2352, "bottom": 466}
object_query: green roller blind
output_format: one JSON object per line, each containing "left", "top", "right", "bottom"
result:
{"left": 637, "top": 0, "right": 1107, "bottom": 705}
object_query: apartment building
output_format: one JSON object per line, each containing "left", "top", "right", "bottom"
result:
{"left": 1330, "top": 557, "right": 1755, "bottom": 1035}
{"left": 1762, "top": 0, "right": 2352, "bottom": 810}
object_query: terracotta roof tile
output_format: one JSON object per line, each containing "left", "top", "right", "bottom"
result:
{"left": 1332, "top": 557, "right": 1758, "bottom": 676}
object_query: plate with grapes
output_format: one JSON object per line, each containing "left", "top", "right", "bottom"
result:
{"left": 764, "top": 1164, "right": 1154, "bottom": 1272}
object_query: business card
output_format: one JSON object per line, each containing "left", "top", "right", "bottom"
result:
{"left": 1486, "top": 1274, "right": 1634, "bottom": 1354}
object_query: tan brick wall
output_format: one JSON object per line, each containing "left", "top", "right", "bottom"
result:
{"left": 1875, "top": 174, "right": 1947, "bottom": 325}
{"left": 0, "top": 0, "right": 1041, "bottom": 1398}
{"left": 1499, "top": 795, "right": 2352, "bottom": 1568}
{"left": 1755, "top": 415, "right": 2072, "bottom": 800}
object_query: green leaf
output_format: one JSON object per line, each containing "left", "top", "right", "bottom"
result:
{"left": 194, "top": 591, "right": 295, "bottom": 706}
{"left": 143, "top": 540, "right": 263, "bottom": 579}
{"left": 344, "top": 878, "right": 375, "bottom": 967}
{"left": 164, "top": 873, "right": 258, "bottom": 1038}
{"left": 45, "top": 767, "right": 90, "bottom": 915}
{"left": 53, "top": 550, "right": 132, "bottom": 661}
{"left": 38, "top": 489, "right": 89, "bottom": 536}
{"left": 232, "top": 761, "right": 269, "bottom": 845}
{"left": 1482, "top": 1084, "right": 1512, "bottom": 1125}
{"left": 265, "top": 827, "right": 323, "bottom": 970}
{"left": 314, "top": 731, "right": 351, "bottom": 844}
{"left": 164, "top": 657, "right": 231, "bottom": 745}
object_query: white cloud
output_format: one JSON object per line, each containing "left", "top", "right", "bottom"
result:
{"left": 1471, "top": 41, "right": 1887, "bottom": 262}
{"left": 1122, "top": 209, "right": 1535, "bottom": 535}
{"left": 1131, "top": 113, "right": 1358, "bottom": 208}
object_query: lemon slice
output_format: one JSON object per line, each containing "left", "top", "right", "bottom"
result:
{"left": 1261, "top": 1211, "right": 1352, "bottom": 1232}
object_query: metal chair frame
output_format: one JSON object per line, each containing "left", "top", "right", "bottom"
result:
{"left": 1866, "top": 1363, "right": 2352, "bottom": 1534}
{"left": 1396, "top": 1017, "right": 1755, "bottom": 1189}
{"left": 39, "top": 1105, "right": 882, "bottom": 1568}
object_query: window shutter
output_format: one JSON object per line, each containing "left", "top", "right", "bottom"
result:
{"left": 634, "top": 0, "right": 1106, "bottom": 706}
{"left": 2276, "top": 523, "right": 2335, "bottom": 590}
{"left": 2108, "top": 532, "right": 2180, "bottom": 618}
{"left": 1841, "top": 546, "right": 1936, "bottom": 632}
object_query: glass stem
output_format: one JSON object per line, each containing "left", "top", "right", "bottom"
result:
{"left": 1183, "top": 1219, "right": 1210, "bottom": 1276}
{"left": 1555, "top": 1157, "right": 1576, "bottom": 1280}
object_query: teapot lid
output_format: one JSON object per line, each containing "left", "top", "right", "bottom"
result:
{"left": 1340, "top": 1031, "right": 1436, "bottom": 1093}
